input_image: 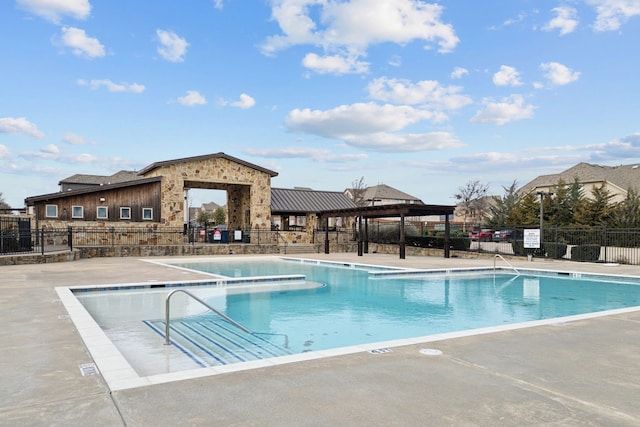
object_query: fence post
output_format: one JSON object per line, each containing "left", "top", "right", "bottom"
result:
{"left": 40, "top": 228, "right": 44, "bottom": 256}
{"left": 603, "top": 225, "right": 607, "bottom": 263}
{"left": 110, "top": 227, "right": 115, "bottom": 248}
{"left": 68, "top": 226, "right": 73, "bottom": 251}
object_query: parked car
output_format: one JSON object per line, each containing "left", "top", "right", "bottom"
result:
{"left": 469, "top": 228, "right": 493, "bottom": 241}
{"left": 493, "top": 229, "right": 513, "bottom": 242}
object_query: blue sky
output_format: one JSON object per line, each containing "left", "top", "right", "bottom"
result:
{"left": 2, "top": 0, "right": 640, "bottom": 208}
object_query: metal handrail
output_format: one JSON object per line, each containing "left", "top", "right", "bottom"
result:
{"left": 493, "top": 254, "right": 520, "bottom": 275}
{"left": 275, "top": 231, "right": 287, "bottom": 254}
{"left": 164, "top": 289, "right": 251, "bottom": 345}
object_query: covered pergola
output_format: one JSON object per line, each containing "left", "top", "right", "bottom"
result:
{"left": 317, "top": 203, "right": 457, "bottom": 259}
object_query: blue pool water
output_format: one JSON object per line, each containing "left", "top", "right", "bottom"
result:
{"left": 166, "top": 259, "right": 640, "bottom": 355}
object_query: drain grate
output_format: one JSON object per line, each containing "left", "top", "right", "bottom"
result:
{"left": 79, "top": 363, "right": 98, "bottom": 376}
{"left": 368, "top": 348, "right": 392, "bottom": 355}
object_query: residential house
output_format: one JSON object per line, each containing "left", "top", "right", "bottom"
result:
{"left": 519, "top": 162, "right": 640, "bottom": 203}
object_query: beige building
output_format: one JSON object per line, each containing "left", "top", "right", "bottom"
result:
{"left": 519, "top": 162, "right": 640, "bottom": 203}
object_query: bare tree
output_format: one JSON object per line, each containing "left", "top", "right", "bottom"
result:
{"left": 454, "top": 180, "right": 489, "bottom": 232}
{"left": 348, "top": 176, "right": 368, "bottom": 207}
{"left": 0, "top": 192, "right": 10, "bottom": 211}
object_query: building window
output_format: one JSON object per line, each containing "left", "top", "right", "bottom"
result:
{"left": 97, "top": 206, "right": 108, "bottom": 219}
{"left": 142, "top": 208, "right": 153, "bottom": 220}
{"left": 120, "top": 207, "right": 131, "bottom": 220}
{"left": 45, "top": 205, "right": 58, "bottom": 218}
{"left": 71, "top": 206, "right": 83, "bottom": 219}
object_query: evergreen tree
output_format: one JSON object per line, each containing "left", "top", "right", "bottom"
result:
{"left": 509, "top": 192, "right": 539, "bottom": 226}
{"left": 612, "top": 188, "right": 640, "bottom": 228}
{"left": 575, "top": 184, "right": 616, "bottom": 226}
{"left": 487, "top": 180, "right": 520, "bottom": 228}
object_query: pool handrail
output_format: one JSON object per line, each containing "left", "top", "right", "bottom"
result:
{"left": 164, "top": 289, "right": 252, "bottom": 345}
{"left": 493, "top": 254, "right": 520, "bottom": 276}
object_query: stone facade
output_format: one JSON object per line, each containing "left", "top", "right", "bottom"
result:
{"left": 142, "top": 156, "right": 273, "bottom": 230}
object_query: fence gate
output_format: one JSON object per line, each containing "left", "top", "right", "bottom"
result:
{"left": 0, "top": 217, "right": 32, "bottom": 254}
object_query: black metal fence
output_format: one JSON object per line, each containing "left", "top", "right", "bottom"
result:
{"left": 3, "top": 221, "right": 640, "bottom": 265}
{"left": 468, "top": 226, "right": 640, "bottom": 265}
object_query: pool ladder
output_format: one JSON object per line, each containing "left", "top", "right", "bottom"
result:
{"left": 493, "top": 254, "right": 520, "bottom": 276}
{"left": 164, "top": 289, "right": 252, "bottom": 345}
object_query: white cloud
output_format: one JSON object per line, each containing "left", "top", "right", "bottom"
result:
{"left": 0, "top": 117, "right": 45, "bottom": 138}
{"left": 540, "top": 62, "right": 581, "bottom": 85}
{"left": 156, "top": 29, "right": 189, "bottom": 62}
{"left": 178, "top": 90, "right": 207, "bottom": 106}
{"left": 261, "top": 0, "right": 459, "bottom": 75}
{"left": 543, "top": 6, "right": 579, "bottom": 35}
{"left": 59, "top": 27, "right": 105, "bottom": 59}
{"left": 585, "top": 133, "right": 640, "bottom": 161}
{"left": 0, "top": 145, "right": 10, "bottom": 159}
{"left": 470, "top": 94, "right": 535, "bottom": 125}
{"left": 286, "top": 102, "right": 436, "bottom": 138}
{"left": 302, "top": 52, "right": 369, "bottom": 74}
{"left": 62, "top": 133, "right": 95, "bottom": 145}
{"left": 493, "top": 65, "right": 522, "bottom": 87}
{"left": 213, "top": 0, "right": 223, "bottom": 10}
{"left": 77, "top": 79, "right": 145, "bottom": 93}
{"left": 285, "top": 102, "right": 462, "bottom": 152}
{"left": 17, "top": 0, "right": 91, "bottom": 23}
{"left": 587, "top": 0, "right": 640, "bottom": 31}
{"left": 244, "top": 146, "right": 368, "bottom": 163}
{"left": 367, "top": 77, "right": 472, "bottom": 110}
{"left": 231, "top": 94, "right": 256, "bottom": 109}
{"left": 451, "top": 67, "right": 469, "bottom": 79}
{"left": 41, "top": 144, "right": 60, "bottom": 155}
{"left": 341, "top": 131, "right": 463, "bottom": 152}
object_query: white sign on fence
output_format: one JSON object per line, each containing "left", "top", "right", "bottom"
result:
{"left": 523, "top": 229, "right": 541, "bottom": 248}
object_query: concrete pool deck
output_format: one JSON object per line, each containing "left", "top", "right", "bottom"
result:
{"left": 1, "top": 253, "right": 640, "bottom": 426}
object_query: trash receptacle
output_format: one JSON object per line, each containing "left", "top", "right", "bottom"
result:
{"left": 243, "top": 234, "right": 250, "bottom": 243}
{"left": 221, "top": 230, "right": 229, "bottom": 243}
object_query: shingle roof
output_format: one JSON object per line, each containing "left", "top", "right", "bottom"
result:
{"left": 361, "top": 184, "right": 422, "bottom": 203}
{"left": 271, "top": 188, "right": 356, "bottom": 214}
{"left": 58, "top": 170, "right": 141, "bottom": 186}
{"left": 520, "top": 162, "right": 640, "bottom": 194}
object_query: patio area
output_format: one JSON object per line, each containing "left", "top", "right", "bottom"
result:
{"left": 1, "top": 253, "right": 639, "bottom": 426}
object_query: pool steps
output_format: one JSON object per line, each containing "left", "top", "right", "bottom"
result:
{"left": 144, "top": 318, "right": 292, "bottom": 367}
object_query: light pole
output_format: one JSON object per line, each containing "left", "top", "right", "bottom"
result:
{"left": 536, "top": 191, "right": 554, "bottom": 243}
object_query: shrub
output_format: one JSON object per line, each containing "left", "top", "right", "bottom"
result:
{"left": 511, "top": 240, "right": 545, "bottom": 257}
{"left": 543, "top": 242, "right": 567, "bottom": 259}
{"left": 406, "top": 235, "right": 470, "bottom": 251}
{"left": 570, "top": 244, "right": 601, "bottom": 262}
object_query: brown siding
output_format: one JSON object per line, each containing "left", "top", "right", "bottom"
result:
{"left": 35, "top": 182, "right": 161, "bottom": 223}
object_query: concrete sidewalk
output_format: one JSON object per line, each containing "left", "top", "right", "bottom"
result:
{"left": 1, "top": 254, "right": 639, "bottom": 426}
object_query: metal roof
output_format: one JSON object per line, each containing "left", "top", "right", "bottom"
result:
{"left": 271, "top": 188, "right": 356, "bottom": 214}
{"left": 317, "top": 203, "right": 456, "bottom": 218}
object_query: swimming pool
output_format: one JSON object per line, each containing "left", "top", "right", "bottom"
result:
{"left": 62, "top": 256, "right": 640, "bottom": 391}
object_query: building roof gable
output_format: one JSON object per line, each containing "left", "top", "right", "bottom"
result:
{"left": 58, "top": 170, "right": 140, "bottom": 186}
{"left": 137, "top": 152, "right": 279, "bottom": 177}
{"left": 520, "top": 162, "right": 640, "bottom": 194}
{"left": 360, "top": 184, "right": 422, "bottom": 203}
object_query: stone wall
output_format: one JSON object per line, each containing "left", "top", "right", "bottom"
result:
{"left": 143, "top": 156, "right": 273, "bottom": 230}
